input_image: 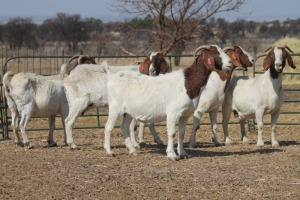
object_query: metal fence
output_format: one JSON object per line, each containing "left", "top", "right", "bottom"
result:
{"left": 1, "top": 54, "right": 299, "bottom": 140}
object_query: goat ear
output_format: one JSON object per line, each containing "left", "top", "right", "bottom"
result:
{"left": 202, "top": 50, "right": 216, "bottom": 70}
{"left": 139, "top": 57, "right": 150, "bottom": 75}
{"left": 286, "top": 53, "right": 296, "bottom": 69}
{"left": 230, "top": 51, "right": 242, "bottom": 68}
{"left": 160, "top": 59, "right": 169, "bottom": 74}
{"left": 263, "top": 54, "right": 272, "bottom": 70}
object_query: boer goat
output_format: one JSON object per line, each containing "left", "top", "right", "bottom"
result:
{"left": 60, "top": 55, "right": 96, "bottom": 77}
{"left": 129, "top": 52, "right": 170, "bottom": 148}
{"left": 63, "top": 52, "right": 169, "bottom": 149}
{"left": 222, "top": 46, "right": 296, "bottom": 146}
{"left": 188, "top": 46, "right": 254, "bottom": 147}
{"left": 104, "top": 45, "right": 233, "bottom": 160}
{"left": 3, "top": 56, "right": 95, "bottom": 148}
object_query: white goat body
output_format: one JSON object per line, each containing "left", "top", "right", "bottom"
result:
{"left": 64, "top": 52, "right": 169, "bottom": 149}
{"left": 3, "top": 72, "right": 68, "bottom": 148}
{"left": 222, "top": 46, "right": 296, "bottom": 146}
{"left": 104, "top": 45, "right": 233, "bottom": 160}
{"left": 188, "top": 46, "right": 254, "bottom": 147}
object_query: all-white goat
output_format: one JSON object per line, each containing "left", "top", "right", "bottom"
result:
{"left": 222, "top": 46, "right": 296, "bottom": 147}
{"left": 188, "top": 46, "right": 254, "bottom": 147}
{"left": 63, "top": 52, "right": 169, "bottom": 149}
{"left": 104, "top": 45, "right": 233, "bottom": 160}
{"left": 3, "top": 56, "right": 95, "bottom": 148}
{"left": 3, "top": 72, "right": 68, "bottom": 148}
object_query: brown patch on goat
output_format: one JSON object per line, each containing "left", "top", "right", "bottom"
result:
{"left": 184, "top": 48, "right": 223, "bottom": 99}
{"left": 139, "top": 57, "right": 150, "bottom": 75}
{"left": 139, "top": 53, "right": 169, "bottom": 75}
{"left": 152, "top": 52, "right": 169, "bottom": 74}
{"left": 79, "top": 56, "right": 96, "bottom": 65}
{"left": 223, "top": 46, "right": 254, "bottom": 92}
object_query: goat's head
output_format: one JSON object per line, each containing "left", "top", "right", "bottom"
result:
{"left": 139, "top": 52, "right": 169, "bottom": 76}
{"left": 194, "top": 45, "right": 233, "bottom": 73}
{"left": 223, "top": 45, "right": 254, "bottom": 70}
{"left": 263, "top": 46, "right": 296, "bottom": 73}
{"left": 68, "top": 55, "right": 96, "bottom": 65}
{"left": 61, "top": 55, "right": 96, "bottom": 77}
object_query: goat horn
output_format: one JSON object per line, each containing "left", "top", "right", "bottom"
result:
{"left": 194, "top": 45, "right": 211, "bottom": 60}
{"left": 284, "top": 45, "right": 294, "bottom": 54}
{"left": 264, "top": 46, "right": 273, "bottom": 52}
{"left": 223, "top": 46, "right": 234, "bottom": 52}
{"left": 68, "top": 55, "right": 80, "bottom": 63}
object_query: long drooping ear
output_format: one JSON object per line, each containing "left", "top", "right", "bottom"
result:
{"left": 227, "top": 50, "right": 242, "bottom": 68}
{"left": 160, "top": 59, "right": 170, "bottom": 74}
{"left": 139, "top": 57, "right": 150, "bottom": 75}
{"left": 286, "top": 53, "right": 296, "bottom": 69}
{"left": 202, "top": 50, "right": 216, "bottom": 71}
{"left": 263, "top": 54, "right": 272, "bottom": 70}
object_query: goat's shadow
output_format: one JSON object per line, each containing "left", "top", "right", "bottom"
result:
{"left": 115, "top": 140, "right": 300, "bottom": 158}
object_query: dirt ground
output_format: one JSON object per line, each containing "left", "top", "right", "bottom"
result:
{"left": 0, "top": 84, "right": 300, "bottom": 200}
{"left": 0, "top": 120, "right": 299, "bottom": 200}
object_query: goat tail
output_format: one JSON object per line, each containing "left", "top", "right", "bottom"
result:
{"left": 3, "top": 71, "right": 14, "bottom": 94}
{"left": 100, "top": 60, "right": 111, "bottom": 75}
{"left": 59, "top": 64, "right": 68, "bottom": 78}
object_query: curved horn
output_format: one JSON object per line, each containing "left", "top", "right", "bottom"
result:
{"left": 194, "top": 45, "right": 211, "bottom": 60}
{"left": 284, "top": 45, "right": 294, "bottom": 54}
{"left": 264, "top": 46, "right": 273, "bottom": 52}
{"left": 68, "top": 55, "right": 80, "bottom": 63}
{"left": 223, "top": 46, "right": 234, "bottom": 52}
{"left": 77, "top": 55, "right": 96, "bottom": 64}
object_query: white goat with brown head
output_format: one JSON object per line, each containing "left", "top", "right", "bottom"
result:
{"left": 222, "top": 46, "right": 296, "bottom": 147}
{"left": 63, "top": 52, "right": 169, "bottom": 149}
{"left": 104, "top": 45, "right": 233, "bottom": 160}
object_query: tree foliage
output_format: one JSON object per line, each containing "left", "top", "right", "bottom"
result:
{"left": 3, "top": 17, "right": 38, "bottom": 49}
{"left": 111, "top": 0, "right": 245, "bottom": 55}
{"left": 41, "top": 13, "right": 90, "bottom": 51}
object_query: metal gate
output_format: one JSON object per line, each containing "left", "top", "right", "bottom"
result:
{"left": 1, "top": 54, "right": 300, "bottom": 140}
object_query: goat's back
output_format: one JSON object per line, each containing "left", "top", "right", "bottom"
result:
{"left": 9, "top": 73, "right": 67, "bottom": 117}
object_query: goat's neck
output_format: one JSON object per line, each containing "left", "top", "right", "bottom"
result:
{"left": 218, "top": 66, "right": 237, "bottom": 92}
{"left": 266, "top": 68, "right": 283, "bottom": 92}
{"left": 184, "top": 61, "right": 212, "bottom": 99}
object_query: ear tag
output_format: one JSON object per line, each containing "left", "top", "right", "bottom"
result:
{"left": 232, "top": 54, "right": 237, "bottom": 60}
{"left": 207, "top": 58, "right": 212, "bottom": 65}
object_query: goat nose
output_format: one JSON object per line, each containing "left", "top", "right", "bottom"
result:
{"left": 275, "top": 63, "right": 282, "bottom": 68}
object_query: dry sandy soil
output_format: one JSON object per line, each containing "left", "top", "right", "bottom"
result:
{"left": 0, "top": 85, "right": 300, "bottom": 200}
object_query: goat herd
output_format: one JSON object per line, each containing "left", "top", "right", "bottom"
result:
{"left": 3, "top": 45, "right": 296, "bottom": 161}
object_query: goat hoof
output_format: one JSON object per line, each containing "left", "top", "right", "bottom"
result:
{"left": 106, "top": 152, "right": 115, "bottom": 157}
{"left": 48, "top": 141, "right": 58, "bottom": 147}
{"left": 167, "top": 156, "right": 180, "bottom": 161}
{"left": 189, "top": 143, "right": 197, "bottom": 148}
{"left": 214, "top": 143, "right": 222, "bottom": 147}
{"left": 68, "top": 143, "right": 77, "bottom": 150}
{"left": 272, "top": 141, "right": 279, "bottom": 147}
{"left": 242, "top": 137, "right": 249, "bottom": 144}
{"left": 24, "top": 143, "right": 34, "bottom": 149}
{"left": 15, "top": 141, "right": 24, "bottom": 147}
{"left": 180, "top": 154, "right": 191, "bottom": 159}
{"left": 139, "top": 142, "right": 147, "bottom": 148}
{"left": 256, "top": 141, "right": 264, "bottom": 147}
{"left": 130, "top": 151, "right": 138, "bottom": 156}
